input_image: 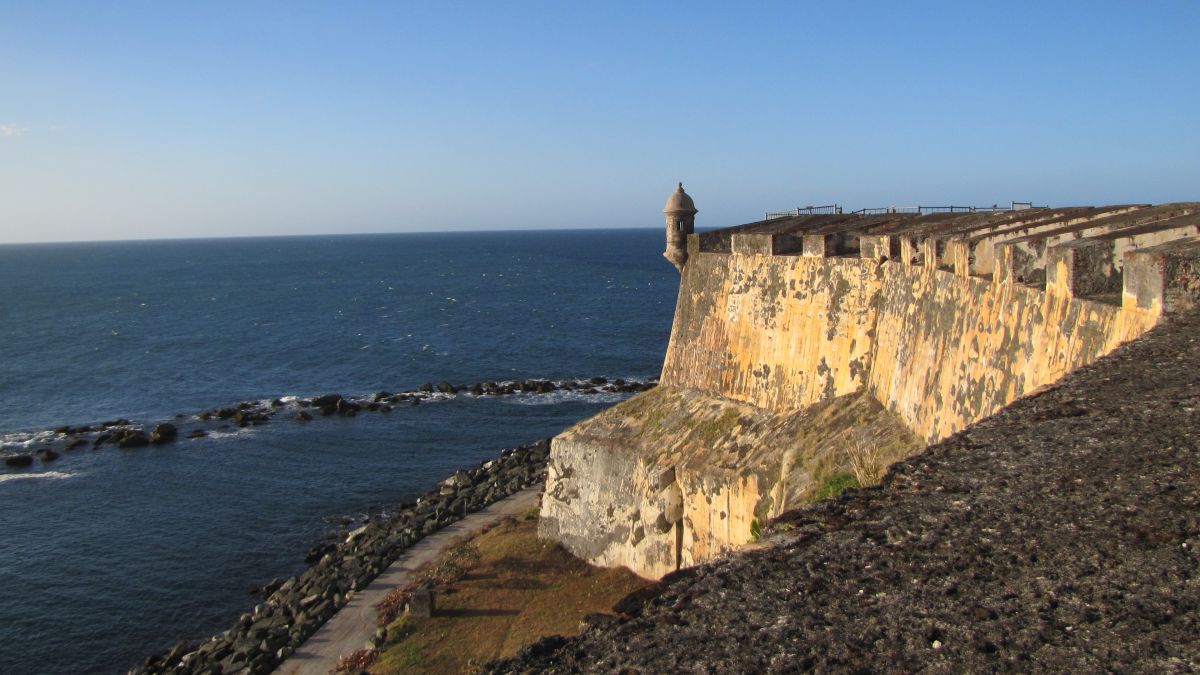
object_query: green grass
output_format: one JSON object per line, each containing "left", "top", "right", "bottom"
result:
{"left": 814, "top": 472, "right": 859, "bottom": 500}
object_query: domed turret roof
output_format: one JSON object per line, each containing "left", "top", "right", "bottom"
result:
{"left": 663, "top": 182, "right": 698, "bottom": 215}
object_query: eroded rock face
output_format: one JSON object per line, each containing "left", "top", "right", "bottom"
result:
{"left": 539, "top": 386, "right": 922, "bottom": 579}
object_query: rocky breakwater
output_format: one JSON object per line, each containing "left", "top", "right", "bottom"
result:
{"left": 0, "top": 376, "right": 655, "bottom": 471}
{"left": 132, "top": 439, "right": 551, "bottom": 675}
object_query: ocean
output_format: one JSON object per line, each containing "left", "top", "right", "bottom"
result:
{"left": 0, "top": 229, "right": 677, "bottom": 674}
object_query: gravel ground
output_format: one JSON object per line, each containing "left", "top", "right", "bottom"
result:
{"left": 490, "top": 310, "right": 1200, "bottom": 673}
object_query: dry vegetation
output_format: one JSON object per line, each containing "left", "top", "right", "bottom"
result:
{"left": 844, "top": 429, "right": 884, "bottom": 487}
{"left": 367, "top": 510, "right": 650, "bottom": 674}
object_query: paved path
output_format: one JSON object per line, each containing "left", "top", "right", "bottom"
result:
{"left": 274, "top": 487, "right": 543, "bottom": 675}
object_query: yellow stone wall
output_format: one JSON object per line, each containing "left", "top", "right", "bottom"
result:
{"left": 542, "top": 244, "right": 1161, "bottom": 578}
{"left": 660, "top": 252, "right": 880, "bottom": 410}
{"left": 660, "top": 248, "right": 1158, "bottom": 443}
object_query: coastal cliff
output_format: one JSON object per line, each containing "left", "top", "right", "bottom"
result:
{"left": 541, "top": 202, "right": 1200, "bottom": 579}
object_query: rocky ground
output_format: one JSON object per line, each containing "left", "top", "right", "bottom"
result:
{"left": 491, "top": 310, "right": 1200, "bottom": 673}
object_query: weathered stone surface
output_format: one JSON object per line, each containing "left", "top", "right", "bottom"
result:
{"left": 661, "top": 244, "right": 1157, "bottom": 444}
{"left": 541, "top": 387, "right": 921, "bottom": 579}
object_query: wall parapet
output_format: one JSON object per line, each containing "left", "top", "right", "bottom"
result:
{"left": 661, "top": 220, "right": 1190, "bottom": 441}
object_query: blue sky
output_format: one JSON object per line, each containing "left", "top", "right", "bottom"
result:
{"left": 1, "top": 1, "right": 1197, "bottom": 243}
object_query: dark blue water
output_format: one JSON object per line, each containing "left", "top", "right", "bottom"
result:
{"left": 0, "top": 229, "right": 677, "bottom": 674}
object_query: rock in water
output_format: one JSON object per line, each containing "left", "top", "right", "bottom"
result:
{"left": 311, "top": 393, "right": 343, "bottom": 408}
{"left": 37, "top": 449, "right": 60, "bottom": 462}
{"left": 5, "top": 454, "right": 34, "bottom": 468}
{"left": 118, "top": 431, "right": 150, "bottom": 448}
{"left": 150, "top": 423, "right": 177, "bottom": 444}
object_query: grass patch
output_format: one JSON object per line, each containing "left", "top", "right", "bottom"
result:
{"left": 814, "top": 472, "right": 859, "bottom": 500}
{"left": 369, "top": 516, "right": 650, "bottom": 674}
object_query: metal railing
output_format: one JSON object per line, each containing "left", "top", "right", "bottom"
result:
{"left": 848, "top": 202, "right": 1046, "bottom": 216}
{"left": 764, "top": 204, "right": 842, "bottom": 219}
{"left": 763, "top": 202, "right": 1045, "bottom": 220}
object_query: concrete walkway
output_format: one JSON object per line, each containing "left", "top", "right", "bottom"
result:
{"left": 273, "top": 487, "right": 543, "bottom": 675}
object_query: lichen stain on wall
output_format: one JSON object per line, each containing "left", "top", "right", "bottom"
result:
{"left": 870, "top": 266, "right": 1157, "bottom": 441}
{"left": 661, "top": 252, "right": 879, "bottom": 411}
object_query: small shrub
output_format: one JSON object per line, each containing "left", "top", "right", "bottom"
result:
{"left": 815, "top": 472, "right": 859, "bottom": 501}
{"left": 845, "top": 430, "right": 884, "bottom": 487}
{"left": 749, "top": 518, "right": 763, "bottom": 541}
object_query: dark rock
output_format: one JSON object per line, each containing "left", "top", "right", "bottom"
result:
{"left": 408, "top": 589, "right": 436, "bottom": 618}
{"left": 436, "top": 381, "right": 457, "bottom": 394}
{"left": 64, "top": 438, "right": 87, "bottom": 451}
{"left": 372, "top": 391, "right": 392, "bottom": 403}
{"left": 36, "top": 448, "right": 60, "bottom": 462}
{"left": 150, "top": 423, "right": 177, "bottom": 444}
{"left": 312, "top": 393, "right": 343, "bottom": 408}
{"left": 294, "top": 411, "right": 313, "bottom": 421}
{"left": 590, "top": 376, "right": 607, "bottom": 385}
{"left": 187, "top": 429, "right": 208, "bottom": 438}
{"left": 418, "top": 383, "right": 433, "bottom": 393}
{"left": 4, "top": 454, "right": 33, "bottom": 468}
{"left": 118, "top": 431, "right": 150, "bottom": 448}
{"left": 304, "top": 543, "right": 335, "bottom": 565}
{"left": 469, "top": 383, "right": 484, "bottom": 395}
{"left": 319, "top": 405, "right": 337, "bottom": 416}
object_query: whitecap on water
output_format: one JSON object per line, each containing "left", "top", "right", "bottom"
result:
{"left": 0, "top": 471, "right": 77, "bottom": 484}
{"left": 501, "top": 390, "right": 628, "bottom": 406}
{"left": 0, "top": 429, "right": 61, "bottom": 451}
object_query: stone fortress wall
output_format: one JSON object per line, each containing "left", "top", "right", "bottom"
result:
{"left": 541, "top": 199, "right": 1200, "bottom": 579}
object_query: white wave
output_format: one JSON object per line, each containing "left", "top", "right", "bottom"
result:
{"left": 501, "top": 390, "right": 630, "bottom": 406}
{"left": 0, "top": 429, "right": 61, "bottom": 450}
{"left": 203, "top": 426, "right": 263, "bottom": 442}
{"left": 0, "top": 471, "right": 77, "bottom": 484}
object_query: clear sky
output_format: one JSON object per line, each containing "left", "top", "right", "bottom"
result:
{"left": 1, "top": 1, "right": 1197, "bottom": 243}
